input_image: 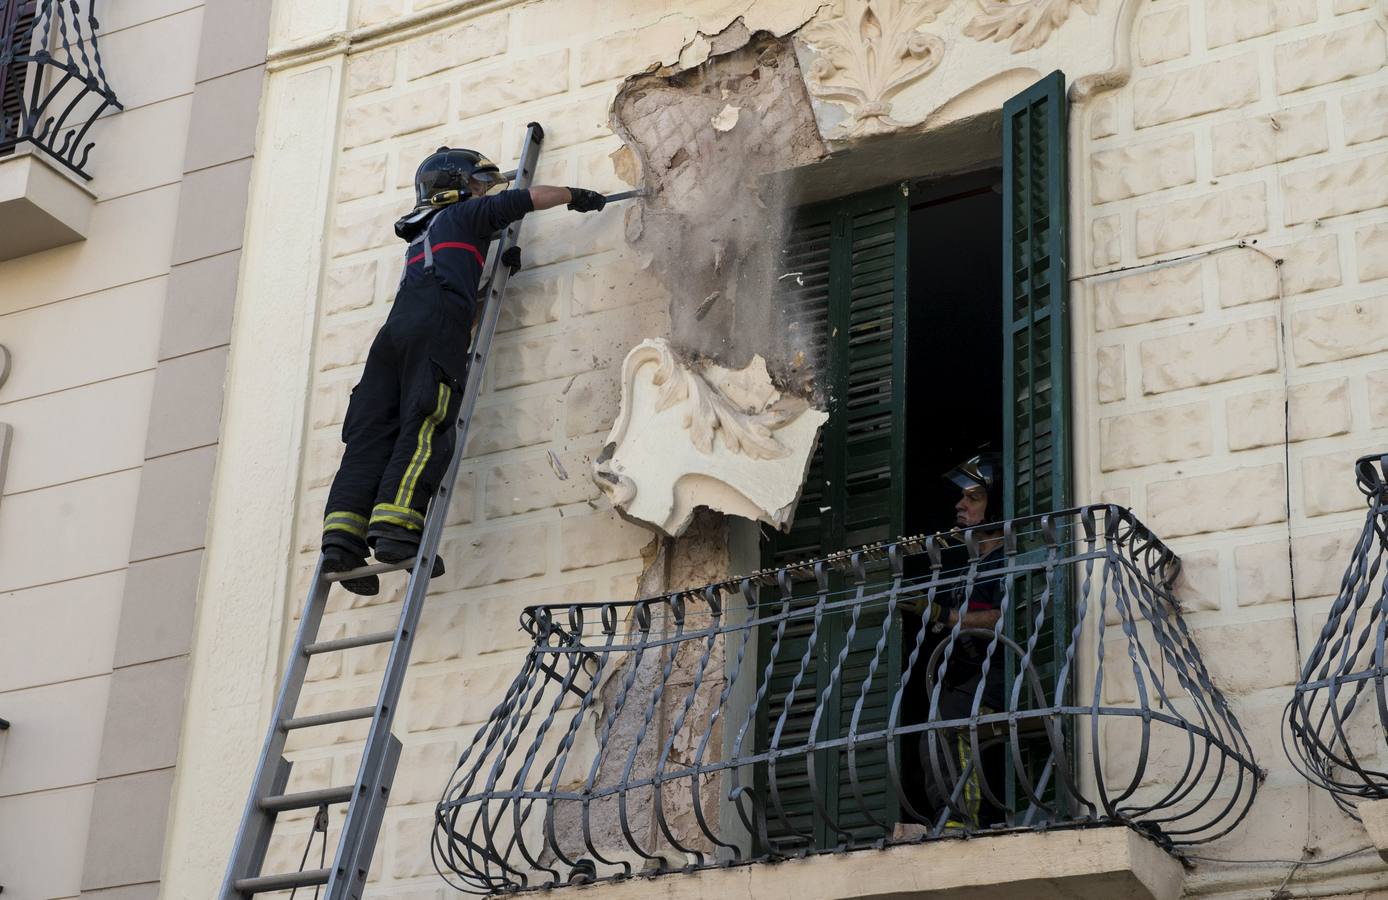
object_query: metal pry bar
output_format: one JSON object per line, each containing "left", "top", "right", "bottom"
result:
{"left": 603, "top": 188, "right": 649, "bottom": 203}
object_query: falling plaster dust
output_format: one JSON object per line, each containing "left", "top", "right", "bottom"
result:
{"left": 612, "top": 30, "right": 827, "bottom": 386}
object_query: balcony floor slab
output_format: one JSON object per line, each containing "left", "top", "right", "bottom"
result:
{"left": 0, "top": 152, "right": 96, "bottom": 261}
{"left": 570, "top": 827, "right": 1182, "bottom": 900}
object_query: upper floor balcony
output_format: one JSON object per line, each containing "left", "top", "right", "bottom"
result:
{"left": 432, "top": 504, "right": 1259, "bottom": 896}
{"left": 0, "top": 0, "right": 120, "bottom": 259}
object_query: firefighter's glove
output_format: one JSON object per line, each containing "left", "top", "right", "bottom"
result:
{"left": 923, "top": 602, "right": 952, "bottom": 634}
{"left": 566, "top": 188, "right": 606, "bottom": 213}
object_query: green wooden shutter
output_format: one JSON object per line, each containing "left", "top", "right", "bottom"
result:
{"left": 1003, "top": 70, "right": 1071, "bottom": 522}
{"left": 758, "top": 184, "right": 909, "bottom": 851}
{"left": 0, "top": 1, "right": 37, "bottom": 149}
{"left": 1001, "top": 71, "right": 1072, "bottom": 820}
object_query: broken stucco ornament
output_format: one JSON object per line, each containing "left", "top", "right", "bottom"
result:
{"left": 594, "top": 338, "right": 828, "bottom": 537}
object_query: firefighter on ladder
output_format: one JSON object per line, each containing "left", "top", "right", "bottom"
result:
{"left": 321, "top": 146, "right": 607, "bottom": 595}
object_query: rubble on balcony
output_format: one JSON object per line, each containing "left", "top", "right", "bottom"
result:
{"left": 433, "top": 505, "right": 1258, "bottom": 894}
{"left": 1285, "top": 452, "right": 1388, "bottom": 849}
{"left": 593, "top": 338, "right": 828, "bottom": 537}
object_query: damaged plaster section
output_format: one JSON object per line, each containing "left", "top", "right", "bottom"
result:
{"left": 598, "top": 27, "right": 833, "bottom": 539}
{"left": 612, "top": 27, "right": 826, "bottom": 376}
{"left": 595, "top": 339, "right": 828, "bottom": 537}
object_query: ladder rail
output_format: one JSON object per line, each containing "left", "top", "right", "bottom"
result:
{"left": 221, "top": 122, "right": 546, "bottom": 898}
{"left": 220, "top": 573, "right": 333, "bottom": 896}
{"left": 328, "top": 121, "right": 547, "bottom": 896}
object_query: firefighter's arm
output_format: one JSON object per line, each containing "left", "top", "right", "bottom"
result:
{"left": 908, "top": 598, "right": 1000, "bottom": 631}
{"left": 528, "top": 185, "right": 606, "bottom": 212}
{"left": 527, "top": 185, "right": 571, "bottom": 210}
{"left": 948, "top": 607, "right": 1002, "bottom": 629}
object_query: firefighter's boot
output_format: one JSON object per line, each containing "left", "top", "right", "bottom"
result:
{"left": 321, "top": 538, "right": 380, "bottom": 596}
{"left": 372, "top": 529, "right": 445, "bottom": 578}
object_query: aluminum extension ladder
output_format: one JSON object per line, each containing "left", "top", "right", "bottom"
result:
{"left": 220, "top": 122, "right": 546, "bottom": 898}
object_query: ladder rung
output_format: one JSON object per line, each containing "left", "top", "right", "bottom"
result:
{"left": 233, "top": 868, "right": 330, "bottom": 892}
{"left": 305, "top": 630, "right": 396, "bottom": 655}
{"left": 281, "top": 706, "right": 376, "bottom": 731}
{"left": 258, "top": 784, "right": 355, "bottom": 813}
{"left": 320, "top": 560, "right": 410, "bottom": 583}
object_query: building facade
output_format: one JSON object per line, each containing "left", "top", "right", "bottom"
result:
{"left": 0, "top": 0, "right": 272, "bottom": 897}
{"left": 3, "top": 0, "right": 1388, "bottom": 897}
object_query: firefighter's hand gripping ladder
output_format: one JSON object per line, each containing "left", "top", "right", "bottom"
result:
{"left": 220, "top": 123, "right": 546, "bottom": 899}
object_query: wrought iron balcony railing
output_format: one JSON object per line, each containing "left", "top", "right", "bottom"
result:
{"left": 1, "top": 0, "right": 121, "bottom": 179}
{"left": 433, "top": 505, "right": 1259, "bottom": 893}
{"left": 1286, "top": 453, "right": 1388, "bottom": 815}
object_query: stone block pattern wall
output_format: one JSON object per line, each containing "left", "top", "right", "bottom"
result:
{"left": 267, "top": 4, "right": 687, "bottom": 892}
{"left": 1080, "top": 0, "right": 1388, "bottom": 885}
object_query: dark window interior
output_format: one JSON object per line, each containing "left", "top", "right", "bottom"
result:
{"left": 899, "top": 167, "right": 1005, "bottom": 825}
{"left": 904, "top": 169, "right": 1005, "bottom": 537}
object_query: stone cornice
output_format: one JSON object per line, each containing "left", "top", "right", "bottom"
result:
{"left": 266, "top": 0, "right": 529, "bottom": 71}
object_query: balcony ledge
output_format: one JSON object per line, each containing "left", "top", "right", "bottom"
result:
{"left": 571, "top": 827, "right": 1182, "bottom": 900}
{"left": 0, "top": 151, "right": 96, "bottom": 261}
{"left": 1358, "top": 800, "right": 1388, "bottom": 862}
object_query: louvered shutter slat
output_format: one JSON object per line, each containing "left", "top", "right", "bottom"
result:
{"left": 759, "top": 185, "right": 907, "bottom": 851}
{"left": 1001, "top": 70, "right": 1073, "bottom": 820}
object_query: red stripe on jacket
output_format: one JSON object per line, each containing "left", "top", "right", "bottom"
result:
{"left": 407, "top": 241, "right": 485, "bottom": 267}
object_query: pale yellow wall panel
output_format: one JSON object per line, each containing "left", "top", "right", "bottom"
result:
{"left": 0, "top": 675, "right": 111, "bottom": 796}
{"left": 0, "top": 469, "right": 141, "bottom": 593}
{"left": 0, "top": 278, "right": 163, "bottom": 403}
{"left": 0, "top": 371, "right": 155, "bottom": 494}
{"left": 98, "top": 0, "right": 202, "bottom": 35}
{"left": 87, "top": 95, "right": 195, "bottom": 201}
{"left": 94, "top": 7, "right": 205, "bottom": 113}
{"left": 0, "top": 571, "right": 124, "bottom": 693}
{"left": 0, "top": 186, "right": 179, "bottom": 315}
{"left": 0, "top": 785, "right": 93, "bottom": 900}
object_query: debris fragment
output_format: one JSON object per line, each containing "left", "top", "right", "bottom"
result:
{"left": 547, "top": 450, "right": 569, "bottom": 481}
{"left": 695, "top": 291, "right": 721, "bottom": 320}
{"left": 778, "top": 271, "right": 803, "bottom": 281}
{"left": 711, "top": 103, "right": 741, "bottom": 132}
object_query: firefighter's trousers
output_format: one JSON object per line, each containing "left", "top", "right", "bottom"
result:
{"left": 322, "top": 278, "right": 470, "bottom": 552}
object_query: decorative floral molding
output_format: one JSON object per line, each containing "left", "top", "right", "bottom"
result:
{"left": 646, "top": 342, "right": 812, "bottom": 461}
{"left": 797, "top": 0, "right": 1110, "bottom": 136}
{"left": 965, "top": 0, "right": 1101, "bottom": 53}
{"left": 799, "top": 0, "right": 950, "bottom": 137}
{"left": 594, "top": 339, "right": 827, "bottom": 537}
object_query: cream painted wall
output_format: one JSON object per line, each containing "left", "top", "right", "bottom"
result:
{"left": 1072, "top": 2, "right": 1388, "bottom": 895}
{"left": 171, "top": 0, "right": 1388, "bottom": 897}
{"left": 0, "top": 5, "right": 206, "bottom": 898}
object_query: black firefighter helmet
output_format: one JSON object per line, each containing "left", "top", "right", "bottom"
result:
{"left": 395, "top": 147, "right": 511, "bottom": 240}
{"left": 943, "top": 451, "right": 1004, "bottom": 524}
{"left": 412, "top": 146, "right": 509, "bottom": 206}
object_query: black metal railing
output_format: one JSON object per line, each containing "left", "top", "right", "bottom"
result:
{"left": 1286, "top": 453, "right": 1388, "bottom": 816}
{"left": 433, "top": 505, "right": 1259, "bottom": 893}
{"left": 1, "top": 0, "right": 121, "bottom": 179}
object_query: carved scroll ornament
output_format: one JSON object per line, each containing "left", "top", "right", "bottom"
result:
{"left": 798, "top": 0, "right": 1102, "bottom": 137}
{"left": 594, "top": 339, "right": 828, "bottom": 537}
{"left": 965, "top": 0, "right": 1101, "bottom": 52}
